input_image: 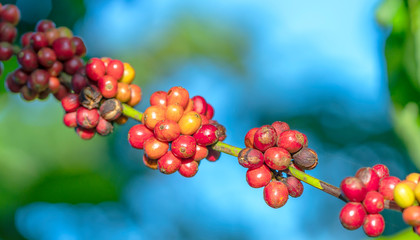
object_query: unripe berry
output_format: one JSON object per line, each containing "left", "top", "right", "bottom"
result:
{"left": 142, "top": 105, "right": 166, "bottom": 130}
{"left": 120, "top": 62, "right": 135, "bottom": 84}
{"left": 178, "top": 111, "right": 202, "bottom": 135}
{"left": 96, "top": 117, "right": 113, "bottom": 136}
{"left": 339, "top": 202, "right": 366, "bottom": 230}
{"left": 264, "top": 147, "right": 292, "bottom": 171}
{"left": 171, "top": 135, "right": 197, "bottom": 159}
{"left": 406, "top": 173, "right": 420, "bottom": 184}
{"left": 193, "top": 145, "right": 209, "bottom": 161}
{"left": 372, "top": 164, "right": 389, "bottom": 179}
{"left": 237, "top": 148, "right": 264, "bottom": 169}
{"left": 75, "top": 127, "right": 95, "bottom": 140}
{"left": 205, "top": 104, "right": 214, "bottom": 120}
{"left": 193, "top": 124, "right": 218, "bottom": 146}
{"left": 402, "top": 206, "right": 420, "bottom": 226}
{"left": 415, "top": 183, "right": 420, "bottom": 202}
{"left": 285, "top": 176, "right": 304, "bottom": 198}
{"left": 144, "top": 137, "right": 169, "bottom": 159}
{"left": 263, "top": 180, "right": 289, "bottom": 209}
{"left": 106, "top": 59, "right": 124, "bottom": 80}
{"left": 151, "top": 91, "right": 167, "bottom": 107}
{"left": 85, "top": 58, "right": 105, "bottom": 81}
{"left": 277, "top": 130, "right": 305, "bottom": 154}
{"left": 166, "top": 104, "right": 184, "bottom": 122}
{"left": 363, "top": 191, "right": 384, "bottom": 214}
{"left": 143, "top": 154, "right": 158, "bottom": 170}
{"left": 99, "top": 98, "right": 122, "bottom": 121}
{"left": 246, "top": 164, "right": 272, "bottom": 188}
{"left": 178, "top": 158, "right": 199, "bottom": 177}
{"left": 394, "top": 182, "right": 416, "bottom": 208}
{"left": 52, "top": 37, "right": 75, "bottom": 61}
{"left": 63, "top": 112, "right": 77, "bottom": 128}
{"left": 340, "top": 177, "right": 367, "bottom": 202}
{"left": 61, "top": 93, "right": 80, "bottom": 112}
{"left": 363, "top": 214, "right": 385, "bottom": 237}
{"left": 76, "top": 107, "right": 99, "bottom": 129}
{"left": 192, "top": 95, "right": 207, "bottom": 115}
{"left": 206, "top": 147, "right": 221, "bottom": 162}
{"left": 116, "top": 82, "right": 131, "bottom": 103}
{"left": 292, "top": 147, "right": 318, "bottom": 170}
{"left": 244, "top": 127, "right": 258, "bottom": 148}
{"left": 253, "top": 125, "right": 277, "bottom": 152}
{"left": 158, "top": 151, "right": 182, "bottom": 174}
{"left": 355, "top": 167, "right": 380, "bottom": 192}
{"left": 167, "top": 86, "right": 189, "bottom": 109}
{"left": 154, "top": 119, "right": 181, "bottom": 142}
{"left": 378, "top": 176, "right": 400, "bottom": 200}
{"left": 127, "top": 84, "right": 142, "bottom": 106}
{"left": 128, "top": 124, "right": 154, "bottom": 149}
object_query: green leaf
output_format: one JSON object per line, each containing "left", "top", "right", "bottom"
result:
{"left": 375, "top": 228, "right": 419, "bottom": 239}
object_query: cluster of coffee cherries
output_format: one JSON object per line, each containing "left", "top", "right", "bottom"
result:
{"left": 393, "top": 172, "right": 420, "bottom": 236}
{"left": 238, "top": 121, "right": 318, "bottom": 209}
{"left": 0, "top": 3, "right": 20, "bottom": 63}
{"left": 61, "top": 57, "right": 141, "bottom": 139}
{"left": 4, "top": 16, "right": 87, "bottom": 101}
{"left": 128, "top": 86, "right": 226, "bottom": 177}
{"left": 339, "top": 164, "right": 420, "bottom": 237}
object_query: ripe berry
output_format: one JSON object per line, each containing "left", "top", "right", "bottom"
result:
{"left": 277, "top": 130, "right": 305, "bottom": 154}
{"left": 0, "top": 22, "right": 17, "bottom": 43}
{"left": 0, "top": 42, "right": 13, "bottom": 61}
{"left": 106, "top": 59, "right": 124, "bottom": 80}
{"left": 85, "top": 58, "right": 106, "bottom": 81}
{"left": 263, "top": 180, "right": 289, "bottom": 208}
{"left": 150, "top": 91, "right": 167, "bottom": 107}
{"left": 35, "top": 19, "right": 56, "bottom": 32}
{"left": 339, "top": 202, "right": 366, "bottom": 230}
{"left": 206, "top": 147, "right": 221, "bottom": 162}
{"left": 76, "top": 107, "right": 99, "bottom": 129}
{"left": 363, "top": 191, "right": 384, "bottom": 214}
{"left": 37, "top": 47, "right": 57, "bottom": 68}
{"left": 64, "top": 56, "right": 84, "bottom": 75}
{"left": 96, "top": 117, "right": 113, "bottom": 136}
{"left": 53, "top": 84, "right": 69, "bottom": 101}
{"left": 244, "top": 127, "right": 258, "bottom": 148}
{"left": 5, "top": 74, "right": 22, "bottom": 93}
{"left": 292, "top": 147, "right": 318, "bottom": 170}
{"left": 142, "top": 154, "right": 158, "bottom": 170}
{"left": 205, "top": 104, "right": 214, "bottom": 120}
{"left": 20, "top": 85, "right": 37, "bottom": 101}
{"left": 212, "top": 122, "right": 227, "bottom": 141}
{"left": 142, "top": 105, "right": 166, "bottom": 130}
{"left": 253, "top": 125, "right": 277, "bottom": 152}
{"left": 340, "top": 177, "right": 367, "bottom": 202}
{"left": 18, "top": 48, "right": 38, "bottom": 72}
{"left": 394, "top": 181, "right": 416, "bottom": 208}
{"left": 128, "top": 124, "right": 154, "bottom": 149}
{"left": 101, "top": 57, "right": 112, "bottom": 67}
{"left": 355, "top": 167, "right": 380, "bottom": 192}
{"left": 143, "top": 137, "right": 169, "bottom": 159}
{"left": 372, "top": 164, "right": 389, "bottom": 179}
{"left": 246, "top": 164, "right": 272, "bottom": 188}
{"left": 154, "top": 119, "right": 181, "bottom": 142}
{"left": 98, "top": 75, "right": 118, "bottom": 98}
{"left": 271, "top": 121, "right": 290, "bottom": 137}
{"left": 178, "top": 111, "right": 202, "bottom": 135}
{"left": 12, "top": 68, "right": 28, "bottom": 85}
{"left": 285, "top": 176, "right": 304, "bottom": 198}
{"left": 167, "top": 86, "right": 189, "bottom": 109}
{"left": 184, "top": 98, "right": 194, "bottom": 113}
{"left": 264, "top": 147, "right": 292, "bottom": 171}
{"left": 165, "top": 104, "right": 184, "bottom": 122}
{"left": 116, "top": 82, "right": 131, "bottom": 103}
{"left": 47, "top": 61, "right": 63, "bottom": 77}
{"left": 363, "top": 214, "right": 385, "bottom": 237}
{"left": 71, "top": 37, "right": 86, "bottom": 57}
{"left": 61, "top": 93, "right": 80, "bottom": 112}
{"left": 20, "top": 32, "right": 33, "bottom": 47}
{"left": 171, "top": 135, "right": 197, "bottom": 159}
{"left": 158, "top": 151, "right": 182, "bottom": 174}
{"left": 193, "top": 124, "right": 218, "bottom": 146}
{"left": 45, "top": 28, "right": 59, "bottom": 46}
{"left": 402, "top": 206, "right": 420, "bottom": 226}
{"left": 30, "top": 32, "right": 48, "bottom": 51}
{"left": 99, "top": 98, "right": 122, "bottom": 121}
{"left": 75, "top": 127, "right": 95, "bottom": 140}
{"left": 378, "top": 176, "right": 400, "bottom": 200}
{"left": 120, "top": 62, "right": 135, "bottom": 84}
{"left": 1, "top": 4, "right": 20, "bottom": 25}
{"left": 237, "top": 148, "right": 264, "bottom": 169}
{"left": 52, "top": 37, "right": 75, "bottom": 61}
{"left": 28, "top": 69, "right": 50, "bottom": 92}
{"left": 63, "top": 112, "right": 77, "bottom": 128}
{"left": 193, "top": 145, "right": 209, "bottom": 161}
{"left": 192, "top": 95, "right": 207, "bottom": 115}
{"left": 178, "top": 158, "right": 199, "bottom": 177}
{"left": 71, "top": 69, "right": 88, "bottom": 94}
{"left": 127, "top": 84, "right": 142, "bottom": 106}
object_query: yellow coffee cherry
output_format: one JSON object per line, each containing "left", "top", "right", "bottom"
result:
{"left": 394, "top": 182, "right": 416, "bottom": 208}
{"left": 120, "top": 62, "right": 135, "bottom": 84}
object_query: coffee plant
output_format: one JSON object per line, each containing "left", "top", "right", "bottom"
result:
{"left": 1, "top": 2, "right": 419, "bottom": 239}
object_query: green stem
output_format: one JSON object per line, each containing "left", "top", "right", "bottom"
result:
{"left": 121, "top": 105, "right": 402, "bottom": 212}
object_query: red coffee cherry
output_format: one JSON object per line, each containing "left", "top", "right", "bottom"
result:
{"left": 1, "top": 4, "right": 20, "bottom": 25}
{"left": 339, "top": 202, "right": 366, "bottom": 230}
{"left": 206, "top": 147, "right": 221, "bottom": 162}
{"left": 244, "top": 127, "right": 258, "bottom": 148}
{"left": 20, "top": 85, "right": 37, "bottom": 101}
{"left": 150, "top": 91, "right": 167, "bottom": 107}
{"left": 71, "top": 37, "right": 86, "bottom": 57}
{"left": 363, "top": 191, "right": 384, "bottom": 214}
{"left": 277, "top": 130, "right": 305, "bottom": 154}
{"left": 63, "top": 112, "right": 77, "bottom": 128}
{"left": 378, "top": 176, "right": 400, "bottom": 200}
{"left": 76, "top": 107, "right": 99, "bottom": 129}
{"left": 52, "top": 37, "right": 76, "bottom": 61}
{"left": 246, "top": 164, "right": 272, "bottom": 188}
{"left": 193, "top": 124, "right": 218, "bottom": 146}
{"left": 205, "top": 104, "right": 214, "bottom": 120}
{"left": 35, "top": 19, "right": 56, "bottom": 32}
{"left": 128, "top": 124, "right": 154, "bottom": 149}
{"left": 12, "top": 68, "right": 28, "bottom": 85}
{"left": 71, "top": 68, "right": 89, "bottom": 94}
{"left": 0, "top": 42, "right": 13, "bottom": 61}
{"left": 5, "top": 74, "right": 21, "bottom": 93}
{"left": 271, "top": 121, "right": 290, "bottom": 137}
{"left": 372, "top": 164, "right": 390, "bottom": 179}
{"left": 154, "top": 119, "right": 181, "bottom": 142}
{"left": 96, "top": 117, "right": 113, "bottom": 136}
{"left": 48, "top": 77, "right": 60, "bottom": 93}
{"left": 402, "top": 206, "right": 420, "bottom": 226}
{"left": 142, "top": 154, "right": 158, "bottom": 170}
{"left": 363, "top": 214, "right": 385, "bottom": 237}
{"left": 192, "top": 95, "right": 207, "bottom": 115}
{"left": 285, "top": 176, "right": 304, "bottom": 198}
{"left": 253, "top": 125, "right": 277, "bottom": 152}
{"left": 85, "top": 58, "right": 106, "bottom": 81}
{"left": 144, "top": 137, "right": 169, "bottom": 160}
{"left": 340, "top": 177, "right": 367, "bottom": 202}
{"left": 263, "top": 180, "right": 289, "bottom": 208}
{"left": 98, "top": 75, "right": 118, "bottom": 98}
{"left": 171, "top": 135, "right": 197, "bottom": 159}
{"left": 17, "top": 48, "right": 38, "bottom": 72}
{"left": 75, "top": 127, "right": 95, "bottom": 140}
{"left": 27, "top": 69, "right": 50, "bottom": 92}
{"left": 20, "top": 32, "right": 33, "bottom": 47}
{"left": 61, "top": 93, "right": 80, "bottom": 112}
{"left": 193, "top": 145, "right": 208, "bottom": 161}
{"left": 64, "top": 56, "right": 84, "bottom": 75}
{"left": 237, "top": 148, "right": 264, "bottom": 169}
{"left": 37, "top": 47, "right": 57, "bottom": 68}
{"left": 355, "top": 167, "right": 380, "bottom": 192}
{"left": 47, "top": 61, "right": 63, "bottom": 77}
{"left": 53, "top": 84, "right": 69, "bottom": 101}
{"left": 264, "top": 147, "right": 292, "bottom": 171}
{"left": 167, "top": 86, "right": 189, "bottom": 109}
{"left": 178, "top": 158, "right": 199, "bottom": 178}
{"left": 158, "top": 151, "right": 182, "bottom": 174}
{"left": 0, "top": 22, "right": 17, "bottom": 43}
{"left": 30, "top": 32, "right": 48, "bottom": 51}
{"left": 106, "top": 59, "right": 124, "bottom": 80}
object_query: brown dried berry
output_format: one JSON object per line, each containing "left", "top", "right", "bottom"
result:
{"left": 79, "top": 85, "right": 102, "bottom": 109}
{"left": 292, "top": 147, "right": 318, "bottom": 170}
{"left": 99, "top": 98, "right": 122, "bottom": 121}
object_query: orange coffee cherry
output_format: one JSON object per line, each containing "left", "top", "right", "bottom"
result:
{"left": 143, "top": 137, "right": 169, "bottom": 159}
{"left": 142, "top": 105, "right": 166, "bottom": 130}
{"left": 116, "top": 82, "right": 131, "bottom": 102}
{"left": 165, "top": 104, "right": 184, "bottom": 122}
{"left": 127, "top": 84, "right": 142, "bottom": 106}
{"left": 167, "top": 86, "right": 189, "bottom": 109}
{"left": 178, "top": 111, "right": 202, "bottom": 135}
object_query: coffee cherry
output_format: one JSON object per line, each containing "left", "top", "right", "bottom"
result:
{"left": 277, "top": 130, "right": 305, "bottom": 154}
{"left": 120, "top": 62, "right": 135, "bottom": 84}
{"left": 193, "top": 145, "right": 209, "bottom": 161}
{"left": 166, "top": 104, "right": 184, "bottom": 122}
{"left": 20, "top": 85, "right": 37, "bottom": 101}
{"left": 38, "top": 89, "right": 50, "bottom": 100}
{"left": 253, "top": 125, "right": 277, "bottom": 152}
{"left": 402, "top": 206, "right": 420, "bottom": 226}
{"left": 28, "top": 69, "right": 50, "bottom": 92}
{"left": 378, "top": 176, "right": 400, "bottom": 200}
{"left": 100, "top": 57, "right": 112, "bottom": 67}
{"left": 150, "top": 91, "right": 167, "bottom": 107}
{"left": 355, "top": 167, "right": 380, "bottom": 192}
{"left": 178, "top": 158, "right": 199, "bottom": 177}
{"left": 406, "top": 173, "right": 420, "bottom": 184}
{"left": 372, "top": 164, "right": 389, "bottom": 179}
{"left": 167, "top": 86, "right": 189, "bottom": 109}
{"left": 192, "top": 96, "right": 207, "bottom": 115}
{"left": 271, "top": 121, "right": 290, "bottom": 137}
{"left": 96, "top": 117, "right": 113, "bottom": 136}
{"left": 99, "top": 98, "right": 122, "bottom": 121}
{"left": 79, "top": 85, "right": 102, "bottom": 109}
{"left": 115, "top": 115, "right": 128, "bottom": 125}
{"left": 5, "top": 74, "right": 22, "bottom": 93}
{"left": 158, "top": 151, "right": 182, "bottom": 174}
{"left": 143, "top": 154, "right": 158, "bottom": 170}
{"left": 64, "top": 56, "right": 84, "bottom": 75}
{"left": 363, "top": 214, "right": 385, "bottom": 237}
{"left": 48, "top": 77, "right": 61, "bottom": 93}
{"left": 212, "top": 122, "right": 227, "bottom": 142}
{"left": 0, "top": 42, "right": 13, "bottom": 61}
{"left": 1, "top": 4, "right": 20, "bottom": 25}
{"left": 184, "top": 98, "right": 194, "bottom": 113}
{"left": 71, "top": 69, "right": 88, "bottom": 94}
{"left": 263, "top": 180, "right": 289, "bottom": 208}
{"left": 63, "top": 112, "right": 77, "bottom": 128}
{"left": 144, "top": 137, "right": 169, "bottom": 159}
{"left": 35, "top": 19, "right": 55, "bottom": 32}
{"left": 98, "top": 75, "right": 118, "bottom": 98}
{"left": 71, "top": 37, "right": 86, "bottom": 57}
{"left": 171, "top": 135, "right": 197, "bottom": 159}
{"left": 205, "top": 104, "right": 214, "bottom": 120}
{"left": 20, "top": 32, "right": 33, "bottom": 47}
{"left": 47, "top": 61, "right": 63, "bottom": 77}
{"left": 244, "top": 127, "right": 258, "bottom": 148}
{"left": 285, "top": 176, "right": 304, "bottom": 198}
{"left": 18, "top": 48, "right": 38, "bottom": 72}
{"left": 264, "top": 147, "right": 292, "bottom": 171}
{"left": 142, "top": 105, "right": 166, "bottom": 130}
{"left": 116, "top": 82, "right": 131, "bottom": 102}
{"left": 127, "top": 84, "right": 142, "bottom": 106}
{"left": 106, "top": 59, "right": 124, "bottom": 80}
{"left": 75, "top": 127, "right": 95, "bottom": 140}
{"left": 85, "top": 58, "right": 105, "bottom": 81}
{"left": 52, "top": 37, "right": 75, "bottom": 61}
{"left": 76, "top": 107, "right": 99, "bottom": 129}
{"left": 178, "top": 111, "right": 202, "bottom": 135}
{"left": 45, "top": 28, "right": 59, "bottom": 46}
{"left": 363, "top": 191, "right": 384, "bottom": 214}
{"left": 237, "top": 148, "right": 264, "bottom": 169}
{"left": 193, "top": 124, "right": 218, "bottom": 146}
{"left": 12, "top": 68, "right": 28, "bottom": 85}
{"left": 246, "top": 164, "right": 272, "bottom": 188}
{"left": 128, "top": 124, "right": 154, "bottom": 149}
{"left": 340, "top": 177, "right": 367, "bottom": 202}
{"left": 292, "top": 147, "right": 318, "bottom": 170}
{"left": 206, "top": 147, "right": 221, "bottom": 162}
{"left": 400, "top": 180, "right": 416, "bottom": 190}
{"left": 53, "top": 84, "right": 69, "bottom": 101}
{"left": 415, "top": 182, "right": 420, "bottom": 202}
{"left": 37, "top": 47, "right": 57, "bottom": 68}
{"left": 30, "top": 32, "right": 48, "bottom": 51}
{"left": 339, "top": 202, "right": 366, "bottom": 230}
{"left": 61, "top": 93, "right": 80, "bottom": 112}
{"left": 154, "top": 119, "right": 181, "bottom": 142}
{"left": 0, "top": 22, "right": 17, "bottom": 43}
{"left": 394, "top": 182, "right": 416, "bottom": 208}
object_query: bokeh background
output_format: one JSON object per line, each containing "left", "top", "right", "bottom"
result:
{"left": 0, "top": 0, "right": 419, "bottom": 239}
